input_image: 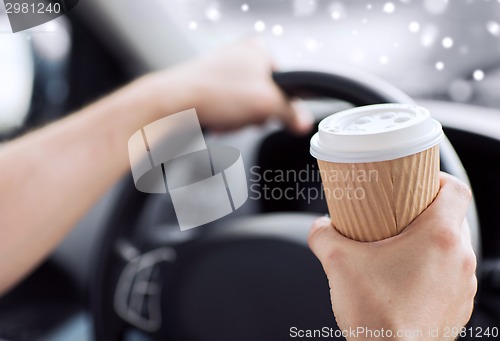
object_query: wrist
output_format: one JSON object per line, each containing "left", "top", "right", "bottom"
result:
{"left": 137, "top": 69, "right": 198, "bottom": 122}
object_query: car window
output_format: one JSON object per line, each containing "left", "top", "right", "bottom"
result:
{"left": 165, "top": 0, "right": 500, "bottom": 104}
{"left": 0, "top": 8, "right": 34, "bottom": 134}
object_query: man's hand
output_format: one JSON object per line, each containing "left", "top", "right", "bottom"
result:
{"left": 0, "top": 39, "right": 310, "bottom": 295}
{"left": 150, "top": 39, "right": 313, "bottom": 134}
{"left": 308, "top": 172, "right": 477, "bottom": 340}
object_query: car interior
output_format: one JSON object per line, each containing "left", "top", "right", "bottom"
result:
{"left": 1, "top": 0, "right": 500, "bottom": 340}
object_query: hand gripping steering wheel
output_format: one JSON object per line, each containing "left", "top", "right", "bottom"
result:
{"left": 91, "top": 70, "right": 480, "bottom": 341}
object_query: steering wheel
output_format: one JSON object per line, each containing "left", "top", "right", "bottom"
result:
{"left": 91, "top": 70, "right": 481, "bottom": 341}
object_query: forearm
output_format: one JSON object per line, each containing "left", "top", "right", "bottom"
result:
{"left": 0, "top": 71, "right": 193, "bottom": 294}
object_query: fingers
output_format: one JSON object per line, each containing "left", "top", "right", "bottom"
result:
{"left": 404, "top": 172, "right": 471, "bottom": 235}
{"left": 434, "top": 172, "right": 472, "bottom": 226}
{"left": 239, "top": 37, "right": 267, "bottom": 54}
{"left": 399, "top": 173, "right": 472, "bottom": 254}
{"left": 461, "top": 219, "right": 472, "bottom": 245}
{"left": 277, "top": 98, "right": 314, "bottom": 135}
{"left": 235, "top": 39, "right": 314, "bottom": 134}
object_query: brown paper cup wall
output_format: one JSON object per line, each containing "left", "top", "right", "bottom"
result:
{"left": 318, "top": 145, "right": 440, "bottom": 242}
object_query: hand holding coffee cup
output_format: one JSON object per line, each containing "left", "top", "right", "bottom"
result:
{"left": 310, "top": 104, "right": 444, "bottom": 242}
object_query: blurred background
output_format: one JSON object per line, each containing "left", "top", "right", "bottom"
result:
{"left": 2, "top": 0, "right": 500, "bottom": 138}
{"left": 167, "top": 0, "right": 500, "bottom": 102}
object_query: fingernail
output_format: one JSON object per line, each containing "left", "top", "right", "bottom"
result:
{"left": 295, "top": 114, "right": 314, "bottom": 135}
{"left": 292, "top": 101, "right": 313, "bottom": 123}
{"left": 314, "top": 216, "right": 330, "bottom": 227}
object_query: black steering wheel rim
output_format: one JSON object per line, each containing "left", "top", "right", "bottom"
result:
{"left": 91, "top": 70, "right": 480, "bottom": 341}
{"left": 272, "top": 70, "right": 414, "bottom": 105}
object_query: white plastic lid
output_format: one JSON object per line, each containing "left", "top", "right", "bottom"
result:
{"left": 310, "top": 103, "right": 444, "bottom": 163}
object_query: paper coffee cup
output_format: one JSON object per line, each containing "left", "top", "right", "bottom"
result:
{"left": 310, "top": 104, "right": 444, "bottom": 242}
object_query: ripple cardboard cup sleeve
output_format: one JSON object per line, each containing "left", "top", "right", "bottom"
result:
{"left": 310, "top": 104, "right": 444, "bottom": 242}
{"left": 128, "top": 109, "right": 248, "bottom": 231}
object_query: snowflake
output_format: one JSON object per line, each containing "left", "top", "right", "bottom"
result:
{"left": 329, "top": 3, "right": 346, "bottom": 20}
{"left": 272, "top": 25, "right": 284, "bottom": 36}
{"left": 473, "top": 70, "right": 485, "bottom": 81}
{"left": 421, "top": 25, "right": 439, "bottom": 47}
{"left": 293, "top": 0, "right": 317, "bottom": 17}
{"left": 424, "top": 0, "right": 448, "bottom": 15}
{"left": 409, "top": 21, "right": 420, "bottom": 33}
{"left": 487, "top": 21, "right": 500, "bottom": 36}
{"left": 304, "top": 38, "right": 322, "bottom": 52}
{"left": 254, "top": 20, "right": 266, "bottom": 32}
{"left": 205, "top": 6, "right": 221, "bottom": 22}
{"left": 442, "top": 37, "right": 454, "bottom": 49}
{"left": 383, "top": 2, "right": 396, "bottom": 13}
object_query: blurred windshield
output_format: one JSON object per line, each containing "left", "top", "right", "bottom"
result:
{"left": 165, "top": 0, "right": 500, "bottom": 105}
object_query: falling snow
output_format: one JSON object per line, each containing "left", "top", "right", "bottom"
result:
{"left": 409, "top": 21, "right": 420, "bottom": 33}
{"left": 304, "top": 38, "right": 322, "bottom": 52}
{"left": 487, "top": 21, "right": 500, "bottom": 36}
{"left": 442, "top": 37, "right": 454, "bottom": 49}
{"left": 473, "top": 69, "right": 485, "bottom": 81}
{"left": 424, "top": 0, "right": 448, "bottom": 15}
{"left": 383, "top": 2, "right": 396, "bottom": 14}
{"left": 421, "top": 25, "right": 439, "bottom": 47}
{"left": 205, "top": 6, "right": 221, "bottom": 22}
{"left": 293, "top": 0, "right": 317, "bottom": 17}
{"left": 254, "top": 20, "right": 266, "bottom": 32}
{"left": 182, "top": 0, "right": 498, "bottom": 78}
{"left": 329, "top": 3, "right": 346, "bottom": 20}
{"left": 272, "top": 25, "right": 284, "bottom": 36}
